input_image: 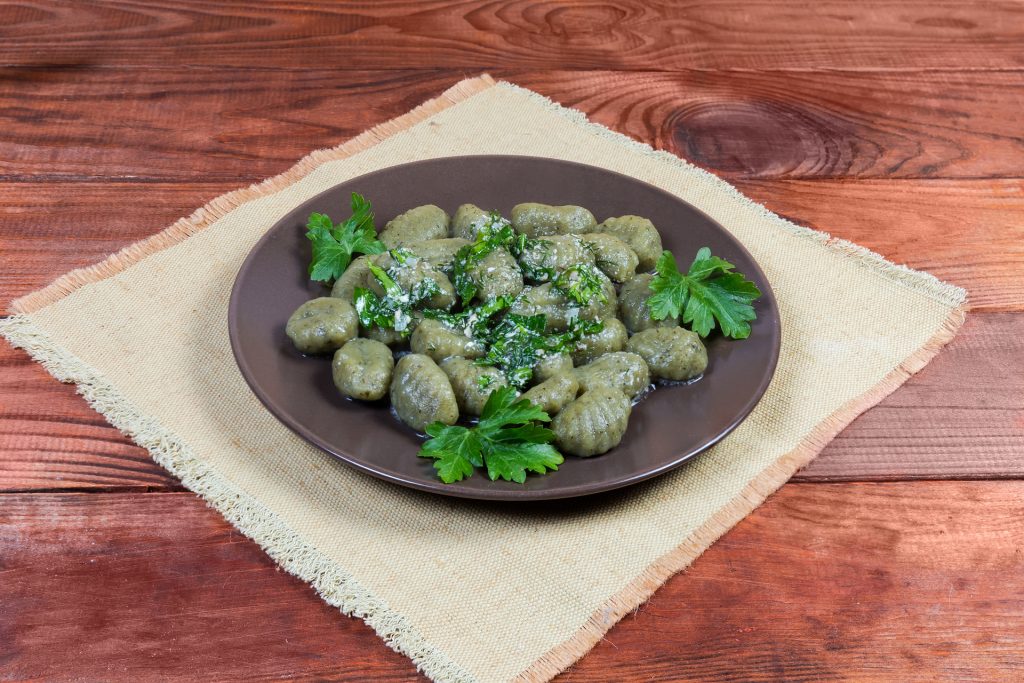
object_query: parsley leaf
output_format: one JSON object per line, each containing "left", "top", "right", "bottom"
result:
{"left": 305, "top": 193, "right": 386, "bottom": 283}
{"left": 419, "top": 424, "right": 481, "bottom": 484}
{"left": 422, "top": 296, "right": 511, "bottom": 340}
{"left": 484, "top": 441, "right": 563, "bottom": 484}
{"left": 647, "top": 247, "right": 762, "bottom": 339}
{"left": 418, "top": 387, "right": 563, "bottom": 484}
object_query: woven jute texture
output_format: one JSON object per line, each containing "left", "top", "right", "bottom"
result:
{"left": 1, "top": 76, "right": 967, "bottom": 682}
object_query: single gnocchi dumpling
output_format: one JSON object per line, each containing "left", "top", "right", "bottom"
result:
{"left": 516, "top": 234, "right": 594, "bottom": 282}
{"left": 390, "top": 354, "right": 459, "bottom": 431}
{"left": 618, "top": 273, "right": 679, "bottom": 334}
{"left": 332, "top": 338, "right": 394, "bottom": 401}
{"left": 368, "top": 252, "right": 456, "bottom": 310}
{"left": 574, "top": 351, "right": 651, "bottom": 400}
{"left": 511, "top": 203, "right": 597, "bottom": 238}
{"left": 286, "top": 297, "right": 359, "bottom": 354}
{"left": 582, "top": 233, "right": 639, "bottom": 283}
{"left": 440, "top": 357, "right": 508, "bottom": 417}
{"left": 405, "top": 238, "right": 471, "bottom": 272}
{"left": 410, "top": 318, "right": 485, "bottom": 363}
{"left": 510, "top": 274, "right": 617, "bottom": 333}
{"left": 597, "top": 215, "right": 663, "bottom": 272}
{"left": 521, "top": 373, "right": 579, "bottom": 416}
{"left": 552, "top": 386, "right": 632, "bottom": 457}
{"left": 360, "top": 322, "right": 408, "bottom": 347}
{"left": 379, "top": 205, "right": 450, "bottom": 248}
{"left": 627, "top": 327, "right": 708, "bottom": 381}
{"left": 532, "top": 353, "right": 573, "bottom": 384}
{"left": 451, "top": 204, "right": 489, "bottom": 240}
{"left": 330, "top": 255, "right": 372, "bottom": 302}
{"left": 469, "top": 248, "right": 524, "bottom": 302}
{"left": 572, "top": 317, "right": 628, "bottom": 365}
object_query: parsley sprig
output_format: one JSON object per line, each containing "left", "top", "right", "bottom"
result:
{"left": 419, "top": 386, "right": 563, "bottom": 483}
{"left": 647, "top": 248, "right": 762, "bottom": 339}
{"left": 305, "top": 193, "right": 386, "bottom": 282}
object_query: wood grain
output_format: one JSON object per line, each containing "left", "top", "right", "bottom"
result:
{"left": 3, "top": 1, "right": 1023, "bottom": 677}
{"left": 802, "top": 313, "right": 1024, "bottom": 481}
{"left": 3, "top": 69, "right": 1023, "bottom": 182}
{"left": 3, "top": 177, "right": 1021, "bottom": 314}
{"left": 0, "top": 492, "right": 420, "bottom": 681}
{"left": 3, "top": 1, "right": 1024, "bottom": 71}
{"left": 2, "top": 482, "right": 1021, "bottom": 680}
{"left": 3, "top": 311, "right": 1021, "bottom": 492}
{"left": 733, "top": 178, "right": 1024, "bottom": 312}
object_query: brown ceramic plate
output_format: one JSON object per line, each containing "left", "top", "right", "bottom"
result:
{"left": 229, "top": 156, "right": 779, "bottom": 501}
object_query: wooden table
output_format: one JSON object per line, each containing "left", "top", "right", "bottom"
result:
{"left": 2, "top": 3, "right": 1023, "bottom": 680}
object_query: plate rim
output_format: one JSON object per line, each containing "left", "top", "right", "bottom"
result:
{"left": 228, "top": 155, "right": 781, "bottom": 501}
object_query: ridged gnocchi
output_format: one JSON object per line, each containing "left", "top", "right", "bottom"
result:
{"left": 597, "top": 215, "right": 663, "bottom": 272}
{"left": 619, "top": 274, "right": 679, "bottom": 334}
{"left": 440, "top": 357, "right": 508, "bottom": 416}
{"left": 627, "top": 327, "right": 708, "bottom": 381}
{"left": 552, "top": 386, "right": 632, "bottom": 457}
{"left": 410, "top": 318, "right": 485, "bottom": 363}
{"left": 511, "top": 203, "right": 597, "bottom": 237}
{"left": 379, "top": 204, "right": 450, "bottom": 248}
{"left": 390, "top": 354, "right": 459, "bottom": 432}
{"left": 521, "top": 373, "right": 579, "bottom": 415}
{"left": 574, "top": 351, "right": 651, "bottom": 400}
{"left": 286, "top": 297, "right": 359, "bottom": 354}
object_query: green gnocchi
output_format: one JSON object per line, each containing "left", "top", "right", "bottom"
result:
{"left": 289, "top": 197, "right": 738, "bottom": 480}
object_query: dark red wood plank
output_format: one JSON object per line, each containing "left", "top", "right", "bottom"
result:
{"left": 2, "top": 69, "right": 1023, "bottom": 182}
{"left": 3, "top": 312, "right": 1022, "bottom": 490}
{"left": 0, "top": 492, "right": 420, "bottom": 681}
{"left": 561, "top": 480, "right": 1024, "bottom": 681}
{"left": 3, "top": 1, "right": 1023, "bottom": 71}
{"left": 732, "top": 178, "right": 1024, "bottom": 313}
{"left": 2, "top": 178, "right": 1022, "bottom": 491}
{"left": 2, "top": 176, "right": 1022, "bottom": 312}
{"left": 2, "top": 482, "right": 1021, "bottom": 680}
{"left": 802, "top": 313, "right": 1024, "bottom": 481}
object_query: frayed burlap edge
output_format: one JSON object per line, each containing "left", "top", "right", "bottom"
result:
{"left": 513, "top": 303, "right": 966, "bottom": 682}
{"left": 3, "top": 74, "right": 969, "bottom": 682}
{"left": 493, "top": 81, "right": 964, "bottom": 309}
{"left": 0, "top": 314, "right": 477, "bottom": 683}
{"left": 9, "top": 75, "right": 498, "bottom": 315}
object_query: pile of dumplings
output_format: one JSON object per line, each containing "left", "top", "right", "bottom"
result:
{"left": 286, "top": 202, "right": 708, "bottom": 459}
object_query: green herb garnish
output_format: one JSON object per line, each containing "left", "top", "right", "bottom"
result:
{"left": 553, "top": 263, "right": 607, "bottom": 306}
{"left": 647, "top": 247, "right": 762, "bottom": 339}
{"left": 418, "top": 387, "right": 563, "bottom": 483}
{"left": 423, "top": 296, "right": 511, "bottom": 340}
{"left": 510, "top": 234, "right": 556, "bottom": 282}
{"left": 451, "top": 212, "right": 516, "bottom": 304}
{"left": 305, "top": 193, "right": 386, "bottom": 283}
{"left": 473, "top": 313, "right": 603, "bottom": 390}
{"left": 353, "top": 261, "right": 439, "bottom": 336}
{"left": 475, "top": 313, "right": 549, "bottom": 389}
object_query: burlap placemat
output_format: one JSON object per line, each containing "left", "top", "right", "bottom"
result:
{"left": 1, "top": 75, "right": 966, "bottom": 682}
